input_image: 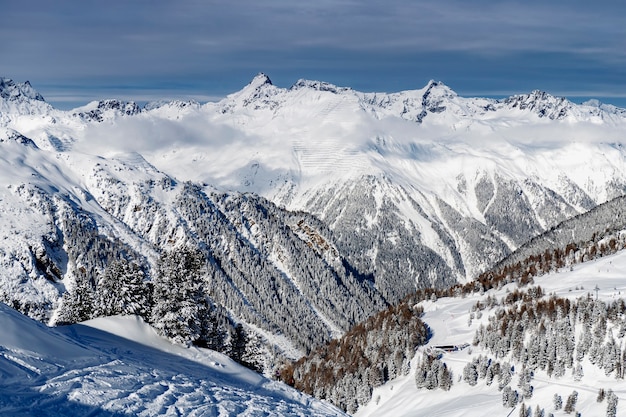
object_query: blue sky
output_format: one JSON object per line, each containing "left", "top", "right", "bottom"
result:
{"left": 2, "top": 0, "right": 625, "bottom": 109}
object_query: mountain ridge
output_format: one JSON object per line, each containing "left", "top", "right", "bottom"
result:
{"left": 2, "top": 74, "right": 626, "bottom": 365}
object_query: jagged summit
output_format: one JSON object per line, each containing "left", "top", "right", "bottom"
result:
{"left": 289, "top": 79, "right": 351, "bottom": 94}
{"left": 72, "top": 99, "right": 142, "bottom": 122}
{"left": 502, "top": 89, "right": 573, "bottom": 119}
{"left": 422, "top": 79, "right": 456, "bottom": 97}
{"left": 0, "top": 78, "right": 46, "bottom": 102}
{"left": 0, "top": 77, "right": 53, "bottom": 119}
{"left": 0, "top": 127, "right": 37, "bottom": 147}
{"left": 248, "top": 72, "right": 273, "bottom": 88}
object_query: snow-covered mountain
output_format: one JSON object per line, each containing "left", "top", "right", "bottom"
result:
{"left": 289, "top": 188, "right": 626, "bottom": 414}
{"left": 0, "top": 304, "right": 345, "bottom": 416}
{"left": 356, "top": 229, "right": 626, "bottom": 417}
{"left": 1, "top": 74, "right": 626, "bottom": 361}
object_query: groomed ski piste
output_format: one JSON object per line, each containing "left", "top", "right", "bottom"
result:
{"left": 357, "top": 247, "right": 626, "bottom": 417}
{"left": 0, "top": 307, "right": 346, "bottom": 417}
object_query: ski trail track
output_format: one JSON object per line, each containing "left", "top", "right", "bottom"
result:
{"left": 0, "top": 311, "right": 346, "bottom": 417}
{"left": 293, "top": 96, "right": 368, "bottom": 175}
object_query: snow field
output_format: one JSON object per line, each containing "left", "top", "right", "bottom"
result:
{"left": 0, "top": 308, "right": 346, "bottom": 416}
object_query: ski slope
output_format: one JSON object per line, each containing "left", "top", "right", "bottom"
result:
{"left": 0, "top": 307, "right": 346, "bottom": 417}
{"left": 357, "top": 249, "right": 626, "bottom": 417}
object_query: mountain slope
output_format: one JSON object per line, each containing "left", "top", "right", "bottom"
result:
{"left": 356, "top": 243, "right": 626, "bottom": 417}
{"left": 2, "top": 75, "right": 626, "bottom": 360}
{"left": 290, "top": 194, "right": 626, "bottom": 414}
{"left": 344, "top": 193, "right": 626, "bottom": 416}
{"left": 0, "top": 304, "right": 346, "bottom": 416}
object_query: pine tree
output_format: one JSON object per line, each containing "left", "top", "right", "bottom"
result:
{"left": 414, "top": 354, "right": 429, "bottom": 389}
{"left": 231, "top": 324, "right": 264, "bottom": 372}
{"left": 572, "top": 362, "right": 584, "bottom": 381}
{"left": 229, "top": 323, "right": 248, "bottom": 364}
{"left": 95, "top": 260, "right": 150, "bottom": 319}
{"left": 463, "top": 361, "right": 479, "bottom": 386}
{"left": 606, "top": 389, "right": 618, "bottom": 417}
{"left": 535, "top": 405, "right": 545, "bottom": 417}
{"left": 553, "top": 393, "right": 562, "bottom": 410}
{"left": 563, "top": 390, "right": 578, "bottom": 414}
{"left": 502, "top": 386, "right": 518, "bottom": 408}
{"left": 203, "top": 306, "right": 229, "bottom": 352}
{"left": 56, "top": 273, "right": 95, "bottom": 324}
{"left": 498, "top": 362, "right": 513, "bottom": 390}
{"left": 150, "top": 247, "right": 210, "bottom": 346}
{"left": 438, "top": 362, "right": 453, "bottom": 391}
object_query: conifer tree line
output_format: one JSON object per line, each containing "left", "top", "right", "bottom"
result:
{"left": 280, "top": 303, "right": 429, "bottom": 414}
{"left": 391, "top": 224, "right": 626, "bottom": 310}
{"left": 474, "top": 293, "right": 626, "bottom": 380}
{"left": 445, "top": 286, "right": 622, "bottom": 416}
{"left": 55, "top": 247, "right": 262, "bottom": 372}
{"left": 6, "top": 162, "right": 626, "bottom": 415}
{"left": 281, "top": 204, "right": 626, "bottom": 414}
{"left": 2, "top": 179, "right": 398, "bottom": 368}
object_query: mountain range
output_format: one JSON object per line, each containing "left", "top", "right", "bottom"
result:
{"left": 2, "top": 74, "right": 626, "bottom": 361}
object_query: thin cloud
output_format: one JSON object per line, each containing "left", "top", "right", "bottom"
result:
{"left": 1, "top": 0, "right": 624, "bottom": 107}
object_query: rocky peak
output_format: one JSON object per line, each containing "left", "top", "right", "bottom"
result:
{"left": 0, "top": 78, "right": 46, "bottom": 102}
{"left": 503, "top": 90, "right": 572, "bottom": 119}
{"left": 0, "top": 127, "right": 37, "bottom": 147}
{"left": 289, "top": 79, "right": 351, "bottom": 94}
{"left": 249, "top": 72, "right": 273, "bottom": 88}
{"left": 72, "top": 99, "right": 141, "bottom": 122}
{"left": 218, "top": 73, "right": 283, "bottom": 113}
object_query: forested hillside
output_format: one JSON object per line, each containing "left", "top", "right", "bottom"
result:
{"left": 293, "top": 194, "right": 626, "bottom": 414}
{"left": 3, "top": 75, "right": 626, "bottom": 387}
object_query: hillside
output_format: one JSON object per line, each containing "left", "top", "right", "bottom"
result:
{"left": 287, "top": 195, "right": 626, "bottom": 414}
{"left": 352, "top": 216, "right": 626, "bottom": 417}
{"left": 1, "top": 74, "right": 626, "bottom": 364}
{"left": 0, "top": 303, "right": 346, "bottom": 416}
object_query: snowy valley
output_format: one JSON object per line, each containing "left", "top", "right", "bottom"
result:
{"left": 2, "top": 74, "right": 626, "bottom": 415}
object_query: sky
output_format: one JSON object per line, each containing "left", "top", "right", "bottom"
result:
{"left": 1, "top": 0, "right": 625, "bottom": 109}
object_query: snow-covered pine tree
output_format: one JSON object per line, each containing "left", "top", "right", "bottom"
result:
{"left": 203, "top": 304, "right": 230, "bottom": 352}
{"left": 150, "top": 247, "right": 210, "bottom": 346}
{"left": 437, "top": 361, "right": 453, "bottom": 391}
{"left": 553, "top": 393, "right": 562, "bottom": 410}
{"left": 498, "top": 362, "right": 513, "bottom": 390}
{"left": 55, "top": 273, "right": 95, "bottom": 324}
{"left": 606, "top": 389, "right": 618, "bottom": 417}
{"left": 229, "top": 323, "right": 248, "bottom": 364}
{"left": 502, "top": 386, "right": 518, "bottom": 408}
{"left": 227, "top": 322, "right": 263, "bottom": 372}
{"left": 572, "top": 362, "right": 584, "bottom": 381}
{"left": 517, "top": 366, "right": 534, "bottom": 399}
{"left": 95, "top": 260, "right": 150, "bottom": 319}
{"left": 563, "top": 390, "right": 578, "bottom": 414}
{"left": 463, "top": 361, "right": 479, "bottom": 386}
{"left": 535, "top": 405, "right": 545, "bottom": 417}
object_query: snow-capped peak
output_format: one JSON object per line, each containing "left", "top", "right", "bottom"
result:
{"left": 0, "top": 77, "right": 52, "bottom": 119}
{"left": 71, "top": 99, "right": 141, "bottom": 122}
{"left": 249, "top": 72, "right": 273, "bottom": 88}
{"left": 0, "top": 78, "right": 46, "bottom": 102}
{"left": 0, "top": 127, "right": 37, "bottom": 147}
{"left": 502, "top": 89, "right": 572, "bottom": 119}
{"left": 218, "top": 72, "right": 283, "bottom": 112}
{"left": 289, "top": 79, "right": 351, "bottom": 94}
